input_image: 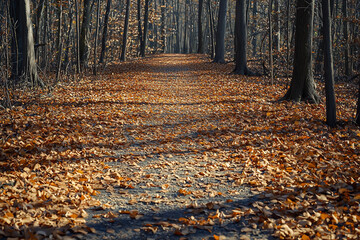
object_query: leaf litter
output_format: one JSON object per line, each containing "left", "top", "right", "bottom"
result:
{"left": 0, "top": 54, "right": 359, "bottom": 239}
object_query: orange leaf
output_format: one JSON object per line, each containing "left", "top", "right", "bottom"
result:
{"left": 301, "top": 235, "right": 310, "bottom": 240}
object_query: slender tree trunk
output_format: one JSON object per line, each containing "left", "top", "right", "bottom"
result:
{"left": 100, "top": 0, "right": 112, "bottom": 63}
{"left": 286, "top": 0, "right": 290, "bottom": 82}
{"left": 214, "top": 0, "right": 228, "bottom": 63}
{"left": 268, "top": 0, "right": 274, "bottom": 84}
{"left": 140, "top": 0, "right": 150, "bottom": 57}
{"left": 35, "top": 0, "right": 45, "bottom": 60}
{"left": 121, "top": 0, "right": 131, "bottom": 61}
{"left": 175, "top": 0, "right": 180, "bottom": 53}
{"left": 198, "top": 0, "right": 204, "bottom": 53}
{"left": 183, "top": 0, "right": 189, "bottom": 53}
{"left": 80, "top": 0, "right": 92, "bottom": 68}
{"left": 161, "top": 0, "right": 166, "bottom": 53}
{"left": 252, "top": 0, "right": 257, "bottom": 57}
{"left": 42, "top": 0, "right": 48, "bottom": 69}
{"left": 274, "top": 0, "right": 280, "bottom": 52}
{"left": 233, "top": 0, "right": 249, "bottom": 74}
{"left": 63, "top": 8, "right": 73, "bottom": 70}
{"left": 74, "top": 0, "right": 81, "bottom": 73}
{"left": 93, "top": 0, "right": 101, "bottom": 75}
{"left": 137, "top": 0, "right": 144, "bottom": 56}
{"left": 322, "top": 0, "right": 336, "bottom": 127}
{"left": 281, "top": 0, "right": 319, "bottom": 103}
{"left": 56, "top": 0, "right": 63, "bottom": 82}
{"left": 342, "top": 0, "right": 351, "bottom": 76}
{"left": 208, "top": 0, "right": 215, "bottom": 58}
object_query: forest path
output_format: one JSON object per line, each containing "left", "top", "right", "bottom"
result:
{"left": 86, "top": 54, "right": 273, "bottom": 239}
{"left": 2, "top": 54, "right": 357, "bottom": 240}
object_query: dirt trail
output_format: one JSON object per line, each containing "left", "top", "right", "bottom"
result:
{"left": 85, "top": 54, "right": 273, "bottom": 239}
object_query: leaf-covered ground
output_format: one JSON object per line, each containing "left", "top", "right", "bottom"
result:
{"left": 1, "top": 54, "right": 359, "bottom": 239}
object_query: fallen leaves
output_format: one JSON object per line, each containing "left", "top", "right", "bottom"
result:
{"left": 1, "top": 54, "right": 359, "bottom": 239}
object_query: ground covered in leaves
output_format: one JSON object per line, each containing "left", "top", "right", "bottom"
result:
{"left": 1, "top": 54, "right": 360, "bottom": 239}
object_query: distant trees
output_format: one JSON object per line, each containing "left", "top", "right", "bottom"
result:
{"left": 1, "top": 0, "right": 359, "bottom": 124}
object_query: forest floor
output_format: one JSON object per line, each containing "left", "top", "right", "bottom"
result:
{"left": 0, "top": 54, "right": 360, "bottom": 240}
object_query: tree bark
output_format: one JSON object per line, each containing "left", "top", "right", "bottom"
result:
{"left": 10, "top": 0, "right": 43, "bottom": 87}
{"left": 268, "top": 0, "right": 274, "bottom": 83}
{"left": 93, "top": 0, "right": 101, "bottom": 75}
{"left": 161, "top": 0, "right": 166, "bottom": 53}
{"left": 56, "top": 0, "right": 63, "bottom": 82}
{"left": 208, "top": 0, "right": 215, "bottom": 58}
{"left": 74, "top": 0, "right": 81, "bottom": 73}
{"left": 198, "top": 0, "right": 204, "bottom": 53}
{"left": 214, "top": 0, "right": 228, "bottom": 63}
{"left": 342, "top": 0, "right": 351, "bottom": 76}
{"left": 140, "top": 0, "right": 150, "bottom": 57}
{"left": 281, "top": 0, "right": 319, "bottom": 103}
{"left": 100, "top": 0, "right": 112, "bottom": 63}
{"left": 137, "top": 0, "right": 144, "bottom": 56}
{"left": 233, "top": 0, "right": 249, "bottom": 74}
{"left": 252, "top": 0, "right": 257, "bottom": 57}
{"left": 79, "top": 0, "right": 92, "bottom": 68}
{"left": 274, "top": 0, "right": 280, "bottom": 52}
{"left": 322, "top": 0, "right": 336, "bottom": 127}
{"left": 121, "top": 0, "right": 131, "bottom": 61}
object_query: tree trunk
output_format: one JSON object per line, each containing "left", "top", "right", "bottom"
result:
{"left": 214, "top": 0, "right": 228, "bottom": 63}
{"left": 74, "top": 0, "right": 81, "bottom": 73}
{"left": 93, "top": 0, "right": 101, "bottom": 75}
{"left": 161, "top": 0, "right": 166, "bottom": 53}
{"left": 34, "top": 0, "right": 45, "bottom": 60}
{"left": 137, "top": 0, "right": 144, "bottom": 56}
{"left": 208, "top": 0, "right": 215, "bottom": 58}
{"left": 198, "top": 0, "right": 204, "bottom": 53}
{"left": 268, "top": 0, "right": 274, "bottom": 83}
{"left": 274, "top": 0, "right": 280, "bottom": 52}
{"left": 233, "top": 0, "right": 249, "bottom": 74}
{"left": 286, "top": 0, "right": 291, "bottom": 83}
{"left": 141, "top": 0, "right": 150, "bottom": 57}
{"left": 56, "top": 0, "right": 63, "bottom": 82}
{"left": 175, "top": 0, "right": 180, "bottom": 53}
{"left": 342, "top": 0, "right": 351, "bottom": 76}
{"left": 183, "top": 0, "right": 189, "bottom": 53}
{"left": 121, "top": 0, "right": 131, "bottom": 61}
{"left": 100, "top": 0, "right": 112, "bottom": 63}
{"left": 281, "top": 0, "right": 319, "bottom": 103}
{"left": 322, "top": 0, "right": 336, "bottom": 127}
{"left": 10, "top": 0, "right": 43, "bottom": 87}
{"left": 252, "top": 0, "right": 257, "bottom": 57}
{"left": 79, "top": 0, "right": 92, "bottom": 68}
